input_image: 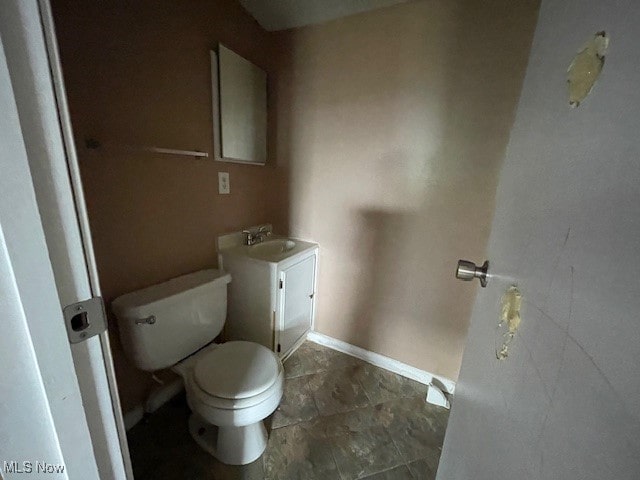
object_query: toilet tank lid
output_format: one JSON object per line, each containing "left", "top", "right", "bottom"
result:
{"left": 112, "top": 269, "right": 231, "bottom": 313}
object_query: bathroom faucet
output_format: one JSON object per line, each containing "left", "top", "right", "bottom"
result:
{"left": 242, "top": 226, "right": 271, "bottom": 246}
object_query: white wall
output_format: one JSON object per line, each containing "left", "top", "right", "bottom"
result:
{"left": 438, "top": 1, "right": 640, "bottom": 479}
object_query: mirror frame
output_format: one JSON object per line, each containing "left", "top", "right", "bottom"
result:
{"left": 210, "top": 46, "right": 267, "bottom": 166}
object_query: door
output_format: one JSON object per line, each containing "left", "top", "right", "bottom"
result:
{"left": 0, "top": 28, "right": 100, "bottom": 480}
{"left": 279, "top": 255, "right": 316, "bottom": 355}
{"left": 438, "top": 2, "right": 640, "bottom": 479}
{"left": 0, "top": 1, "right": 131, "bottom": 479}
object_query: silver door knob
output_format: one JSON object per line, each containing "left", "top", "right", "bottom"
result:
{"left": 456, "top": 260, "right": 489, "bottom": 287}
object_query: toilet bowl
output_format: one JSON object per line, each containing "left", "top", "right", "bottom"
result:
{"left": 174, "top": 341, "right": 283, "bottom": 464}
{"left": 111, "top": 269, "right": 283, "bottom": 465}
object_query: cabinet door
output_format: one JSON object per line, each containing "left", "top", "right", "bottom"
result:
{"left": 279, "top": 255, "right": 315, "bottom": 355}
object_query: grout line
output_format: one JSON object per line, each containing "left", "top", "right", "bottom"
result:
{"left": 385, "top": 419, "right": 415, "bottom": 470}
{"left": 355, "top": 376, "right": 374, "bottom": 406}
{"left": 273, "top": 372, "right": 321, "bottom": 430}
{"left": 355, "top": 453, "right": 408, "bottom": 480}
{"left": 329, "top": 444, "right": 346, "bottom": 480}
{"left": 302, "top": 370, "right": 326, "bottom": 420}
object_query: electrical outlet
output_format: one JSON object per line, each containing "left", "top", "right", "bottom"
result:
{"left": 218, "top": 172, "right": 230, "bottom": 194}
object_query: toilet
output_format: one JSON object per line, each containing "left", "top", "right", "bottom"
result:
{"left": 111, "top": 269, "right": 283, "bottom": 465}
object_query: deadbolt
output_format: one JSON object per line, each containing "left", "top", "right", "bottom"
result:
{"left": 456, "top": 259, "right": 489, "bottom": 287}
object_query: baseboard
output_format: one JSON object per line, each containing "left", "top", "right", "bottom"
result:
{"left": 307, "top": 331, "right": 456, "bottom": 395}
{"left": 122, "top": 377, "right": 185, "bottom": 431}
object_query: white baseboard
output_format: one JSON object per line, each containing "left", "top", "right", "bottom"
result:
{"left": 427, "top": 383, "right": 451, "bottom": 408}
{"left": 122, "top": 377, "right": 185, "bottom": 431}
{"left": 307, "top": 331, "right": 455, "bottom": 395}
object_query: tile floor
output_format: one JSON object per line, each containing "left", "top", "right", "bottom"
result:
{"left": 127, "top": 341, "right": 450, "bottom": 479}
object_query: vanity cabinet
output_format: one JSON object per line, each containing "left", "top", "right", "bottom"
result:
{"left": 278, "top": 254, "right": 316, "bottom": 356}
{"left": 219, "top": 242, "right": 318, "bottom": 359}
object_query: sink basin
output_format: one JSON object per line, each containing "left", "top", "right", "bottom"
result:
{"left": 219, "top": 233, "right": 316, "bottom": 264}
{"left": 250, "top": 239, "right": 296, "bottom": 257}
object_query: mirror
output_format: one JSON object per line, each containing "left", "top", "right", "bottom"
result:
{"left": 211, "top": 44, "right": 267, "bottom": 165}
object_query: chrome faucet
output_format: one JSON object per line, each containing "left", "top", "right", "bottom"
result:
{"left": 242, "top": 226, "right": 271, "bottom": 246}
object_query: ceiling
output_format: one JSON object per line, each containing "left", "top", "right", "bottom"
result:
{"left": 239, "top": 0, "right": 410, "bottom": 31}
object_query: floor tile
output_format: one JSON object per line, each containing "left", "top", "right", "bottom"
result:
{"left": 284, "top": 341, "right": 361, "bottom": 378}
{"left": 271, "top": 375, "right": 320, "bottom": 429}
{"left": 407, "top": 456, "right": 439, "bottom": 479}
{"left": 349, "top": 363, "right": 428, "bottom": 405}
{"left": 127, "top": 341, "right": 449, "bottom": 480}
{"left": 309, "top": 402, "right": 389, "bottom": 439}
{"left": 307, "top": 367, "right": 372, "bottom": 416}
{"left": 330, "top": 426, "right": 404, "bottom": 479}
{"left": 379, "top": 397, "right": 449, "bottom": 464}
{"left": 283, "top": 344, "right": 316, "bottom": 378}
{"left": 362, "top": 465, "right": 415, "bottom": 479}
{"left": 263, "top": 420, "right": 339, "bottom": 480}
{"left": 316, "top": 346, "right": 364, "bottom": 372}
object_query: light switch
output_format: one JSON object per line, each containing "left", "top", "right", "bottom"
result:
{"left": 218, "top": 172, "right": 230, "bottom": 194}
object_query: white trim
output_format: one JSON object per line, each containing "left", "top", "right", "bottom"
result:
{"left": 32, "top": 2, "right": 132, "bottom": 478}
{"left": 0, "top": 30, "right": 99, "bottom": 477}
{"left": 426, "top": 383, "right": 451, "bottom": 409}
{"left": 307, "top": 331, "right": 456, "bottom": 394}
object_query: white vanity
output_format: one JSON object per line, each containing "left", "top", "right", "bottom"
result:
{"left": 218, "top": 228, "right": 318, "bottom": 359}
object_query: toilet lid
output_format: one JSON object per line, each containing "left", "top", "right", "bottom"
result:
{"left": 193, "top": 341, "right": 280, "bottom": 399}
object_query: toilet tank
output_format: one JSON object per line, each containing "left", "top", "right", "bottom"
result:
{"left": 111, "top": 269, "right": 231, "bottom": 371}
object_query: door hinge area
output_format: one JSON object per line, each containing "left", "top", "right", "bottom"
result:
{"left": 277, "top": 343, "right": 281, "bottom": 353}
{"left": 63, "top": 297, "right": 108, "bottom": 344}
{"left": 279, "top": 280, "right": 283, "bottom": 289}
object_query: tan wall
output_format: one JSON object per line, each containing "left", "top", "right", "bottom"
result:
{"left": 275, "top": 0, "right": 539, "bottom": 380}
{"left": 52, "top": 0, "right": 288, "bottom": 411}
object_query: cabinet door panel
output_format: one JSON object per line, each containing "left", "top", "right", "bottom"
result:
{"left": 280, "top": 256, "right": 315, "bottom": 354}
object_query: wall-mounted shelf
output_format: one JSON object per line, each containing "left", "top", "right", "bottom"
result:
{"left": 85, "top": 138, "right": 209, "bottom": 158}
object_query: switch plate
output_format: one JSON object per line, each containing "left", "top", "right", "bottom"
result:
{"left": 218, "top": 172, "right": 230, "bottom": 194}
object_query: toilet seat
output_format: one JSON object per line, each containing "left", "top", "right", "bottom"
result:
{"left": 193, "top": 341, "right": 280, "bottom": 399}
{"left": 183, "top": 343, "right": 284, "bottom": 429}
{"left": 189, "top": 367, "right": 283, "bottom": 410}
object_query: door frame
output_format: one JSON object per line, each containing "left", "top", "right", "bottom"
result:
{"left": 0, "top": 24, "right": 101, "bottom": 480}
{"left": 0, "top": 1, "right": 132, "bottom": 478}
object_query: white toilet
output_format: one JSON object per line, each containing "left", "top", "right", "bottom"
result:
{"left": 112, "top": 269, "right": 284, "bottom": 465}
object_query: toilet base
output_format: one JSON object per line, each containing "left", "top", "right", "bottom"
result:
{"left": 188, "top": 413, "right": 268, "bottom": 465}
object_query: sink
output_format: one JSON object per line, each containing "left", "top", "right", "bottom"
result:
{"left": 218, "top": 230, "right": 316, "bottom": 264}
{"left": 249, "top": 239, "right": 296, "bottom": 258}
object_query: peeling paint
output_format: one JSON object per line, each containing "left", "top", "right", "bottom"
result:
{"left": 496, "top": 286, "right": 522, "bottom": 360}
{"left": 567, "top": 31, "right": 609, "bottom": 107}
